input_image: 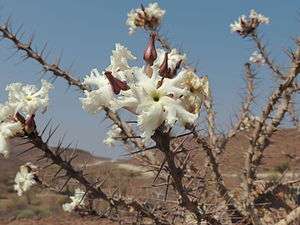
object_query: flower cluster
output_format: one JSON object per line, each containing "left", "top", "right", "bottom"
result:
{"left": 126, "top": 2, "right": 165, "bottom": 34}
{"left": 14, "top": 163, "right": 38, "bottom": 196}
{"left": 0, "top": 80, "right": 53, "bottom": 157}
{"left": 230, "top": 9, "right": 269, "bottom": 37}
{"left": 103, "top": 124, "right": 122, "bottom": 147}
{"left": 62, "top": 188, "right": 86, "bottom": 212}
{"left": 239, "top": 115, "right": 260, "bottom": 131}
{"left": 249, "top": 51, "right": 265, "bottom": 65}
{"left": 80, "top": 35, "right": 209, "bottom": 142}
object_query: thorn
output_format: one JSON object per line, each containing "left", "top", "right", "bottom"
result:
{"left": 53, "top": 167, "right": 64, "bottom": 178}
{"left": 28, "top": 33, "right": 35, "bottom": 47}
{"left": 5, "top": 15, "right": 12, "bottom": 29}
{"left": 59, "top": 176, "right": 72, "bottom": 192}
{"left": 15, "top": 23, "right": 24, "bottom": 37}
{"left": 121, "top": 146, "right": 157, "bottom": 157}
{"left": 153, "top": 158, "right": 167, "bottom": 184}
{"left": 40, "top": 119, "right": 52, "bottom": 136}
{"left": 36, "top": 154, "right": 47, "bottom": 162}
{"left": 15, "top": 140, "right": 31, "bottom": 147}
{"left": 67, "top": 154, "right": 78, "bottom": 164}
{"left": 16, "top": 146, "right": 35, "bottom": 157}
{"left": 171, "top": 131, "right": 194, "bottom": 139}
{"left": 46, "top": 124, "right": 60, "bottom": 143}
{"left": 43, "top": 162, "right": 55, "bottom": 169}
{"left": 125, "top": 120, "right": 137, "bottom": 124}
{"left": 164, "top": 175, "right": 170, "bottom": 201}
{"left": 40, "top": 42, "right": 48, "bottom": 57}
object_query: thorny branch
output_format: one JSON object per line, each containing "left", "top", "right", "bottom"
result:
{"left": 25, "top": 128, "right": 169, "bottom": 225}
{"left": 0, "top": 22, "right": 156, "bottom": 165}
{"left": 152, "top": 128, "right": 223, "bottom": 225}
{"left": 228, "top": 63, "right": 256, "bottom": 138}
{"left": 251, "top": 32, "right": 285, "bottom": 79}
{"left": 243, "top": 40, "right": 300, "bottom": 223}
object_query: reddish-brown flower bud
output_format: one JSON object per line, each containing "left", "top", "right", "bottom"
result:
{"left": 159, "top": 52, "right": 171, "bottom": 78}
{"left": 104, "top": 71, "right": 130, "bottom": 95}
{"left": 143, "top": 32, "right": 157, "bottom": 66}
{"left": 25, "top": 114, "right": 36, "bottom": 134}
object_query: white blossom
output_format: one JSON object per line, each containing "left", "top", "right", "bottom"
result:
{"left": 230, "top": 15, "right": 246, "bottom": 33}
{"left": 0, "top": 80, "right": 53, "bottom": 158}
{"left": 62, "top": 188, "right": 86, "bottom": 212}
{"left": 126, "top": 2, "right": 165, "bottom": 34}
{"left": 249, "top": 51, "right": 265, "bottom": 65}
{"left": 106, "top": 43, "right": 136, "bottom": 74}
{"left": 80, "top": 43, "right": 209, "bottom": 143}
{"left": 173, "top": 70, "right": 210, "bottom": 113}
{"left": 103, "top": 125, "right": 122, "bottom": 147}
{"left": 0, "top": 120, "right": 23, "bottom": 158}
{"left": 80, "top": 69, "right": 114, "bottom": 114}
{"left": 6, "top": 80, "right": 53, "bottom": 116}
{"left": 0, "top": 103, "right": 15, "bottom": 120}
{"left": 117, "top": 67, "right": 197, "bottom": 141}
{"left": 14, "top": 163, "right": 37, "bottom": 196}
{"left": 230, "top": 10, "right": 269, "bottom": 36}
{"left": 249, "top": 9, "right": 270, "bottom": 25}
{"left": 80, "top": 44, "right": 136, "bottom": 115}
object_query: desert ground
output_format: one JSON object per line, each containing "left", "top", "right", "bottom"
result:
{"left": 0, "top": 128, "right": 299, "bottom": 224}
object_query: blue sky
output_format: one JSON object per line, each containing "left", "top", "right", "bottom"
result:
{"left": 0, "top": 1, "right": 299, "bottom": 158}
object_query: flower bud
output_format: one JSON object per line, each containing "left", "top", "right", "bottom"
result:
{"left": 143, "top": 32, "right": 157, "bottom": 66}
{"left": 25, "top": 114, "right": 36, "bottom": 134}
{"left": 159, "top": 52, "right": 171, "bottom": 78}
{"left": 104, "top": 71, "right": 130, "bottom": 95}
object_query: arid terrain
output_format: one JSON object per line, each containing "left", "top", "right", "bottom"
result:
{"left": 0, "top": 128, "right": 299, "bottom": 225}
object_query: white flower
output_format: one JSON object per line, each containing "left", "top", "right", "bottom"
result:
{"left": 249, "top": 51, "right": 265, "bottom": 65}
{"left": 230, "top": 15, "right": 246, "bottom": 33}
{"left": 173, "top": 70, "right": 210, "bottom": 113}
{"left": 14, "top": 163, "right": 37, "bottom": 196}
{"left": 116, "top": 68, "right": 197, "bottom": 141}
{"left": 62, "top": 188, "right": 86, "bottom": 212}
{"left": 240, "top": 115, "right": 260, "bottom": 131}
{"left": 154, "top": 48, "right": 186, "bottom": 72}
{"left": 103, "top": 125, "right": 122, "bottom": 147}
{"left": 0, "top": 103, "right": 15, "bottom": 120}
{"left": 6, "top": 80, "right": 53, "bottom": 116}
{"left": 145, "top": 2, "right": 166, "bottom": 21}
{"left": 0, "top": 121, "right": 23, "bottom": 158}
{"left": 80, "top": 69, "right": 114, "bottom": 114}
{"left": 249, "top": 9, "right": 270, "bottom": 24}
{"left": 126, "top": 2, "right": 165, "bottom": 34}
{"left": 230, "top": 10, "right": 269, "bottom": 36}
{"left": 106, "top": 43, "right": 136, "bottom": 74}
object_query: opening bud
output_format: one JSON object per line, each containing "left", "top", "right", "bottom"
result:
{"left": 104, "top": 71, "right": 130, "bottom": 95}
{"left": 159, "top": 52, "right": 171, "bottom": 78}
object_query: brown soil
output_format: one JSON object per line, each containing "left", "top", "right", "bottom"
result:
{"left": 0, "top": 128, "right": 299, "bottom": 224}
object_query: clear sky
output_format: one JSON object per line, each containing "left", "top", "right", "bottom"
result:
{"left": 0, "top": 1, "right": 299, "bottom": 158}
